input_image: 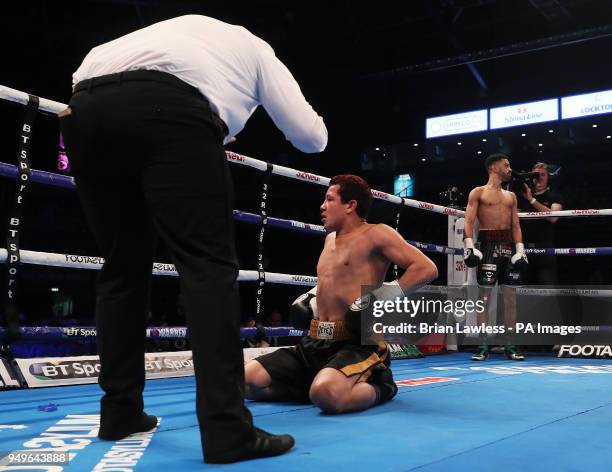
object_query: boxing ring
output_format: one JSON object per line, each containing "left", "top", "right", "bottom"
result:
{"left": 2, "top": 84, "right": 612, "bottom": 471}
{"left": 3, "top": 354, "right": 612, "bottom": 471}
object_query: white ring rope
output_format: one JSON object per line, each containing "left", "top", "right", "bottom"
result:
{"left": 0, "top": 85, "right": 67, "bottom": 115}
{"left": 518, "top": 209, "right": 612, "bottom": 218}
{"left": 0, "top": 248, "right": 316, "bottom": 286}
{"left": 2, "top": 84, "right": 610, "bottom": 220}
{"left": 417, "top": 284, "right": 612, "bottom": 298}
{"left": 1, "top": 248, "right": 609, "bottom": 298}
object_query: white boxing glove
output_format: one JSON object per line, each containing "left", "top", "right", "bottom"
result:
{"left": 511, "top": 242, "right": 528, "bottom": 268}
{"left": 463, "top": 238, "right": 483, "bottom": 268}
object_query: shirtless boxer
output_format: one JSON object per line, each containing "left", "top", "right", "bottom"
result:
{"left": 464, "top": 153, "right": 528, "bottom": 361}
{"left": 244, "top": 174, "right": 438, "bottom": 413}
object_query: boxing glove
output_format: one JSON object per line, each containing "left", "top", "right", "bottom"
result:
{"left": 289, "top": 286, "right": 318, "bottom": 330}
{"left": 511, "top": 242, "right": 529, "bottom": 269}
{"left": 463, "top": 238, "right": 483, "bottom": 268}
{"left": 346, "top": 280, "right": 405, "bottom": 335}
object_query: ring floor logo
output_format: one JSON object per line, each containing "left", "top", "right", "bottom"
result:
{"left": 0, "top": 415, "right": 99, "bottom": 470}
{"left": 91, "top": 422, "right": 160, "bottom": 471}
{"left": 432, "top": 364, "right": 612, "bottom": 375}
{"left": 558, "top": 345, "right": 612, "bottom": 358}
{"left": 0, "top": 415, "right": 160, "bottom": 471}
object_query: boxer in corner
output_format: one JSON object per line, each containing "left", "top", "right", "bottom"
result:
{"left": 463, "top": 153, "right": 528, "bottom": 361}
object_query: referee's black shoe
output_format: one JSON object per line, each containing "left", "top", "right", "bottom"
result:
{"left": 205, "top": 427, "right": 295, "bottom": 464}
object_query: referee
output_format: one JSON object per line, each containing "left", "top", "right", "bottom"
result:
{"left": 61, "top": 15, "right": 327, "bottom": 464}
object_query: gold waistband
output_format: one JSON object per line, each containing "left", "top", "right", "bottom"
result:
{"left": 308, "top": 319, "right": 353, "bottom": 341}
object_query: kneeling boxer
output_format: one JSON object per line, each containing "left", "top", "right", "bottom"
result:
{"left": 245, "top": 175, "right": 438, "bottom": 414}
{"left": 464, "top": 154, "right": 528, "bottom": 361}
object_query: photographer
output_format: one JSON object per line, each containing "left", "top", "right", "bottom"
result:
{"left": 520, "top": 162, "right": 564, "bottom": 285}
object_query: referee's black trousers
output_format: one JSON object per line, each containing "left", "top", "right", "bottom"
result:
{"left": 60, "top": 70, "right": 253, "bottom": 457}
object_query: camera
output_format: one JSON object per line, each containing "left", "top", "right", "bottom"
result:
{"left": 508, "top": 170, "right": 540, "bottom": 194}
{"left": 439, "top": 186, "right": 464, "bottom": 208}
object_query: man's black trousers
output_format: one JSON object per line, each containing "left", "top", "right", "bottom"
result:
{"left": 61, "top": 70, "right": 253, "bottom": 457}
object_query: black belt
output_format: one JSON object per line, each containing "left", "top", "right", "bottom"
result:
{"left": 73, "top": 70, "right": 229, "bottom": 137}
{"left": 74, "top": 70, "right": 198, "bottom": 94}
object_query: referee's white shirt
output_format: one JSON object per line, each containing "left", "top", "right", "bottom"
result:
{"left": 73, "top": 15, "right": 327, "bottom": 153}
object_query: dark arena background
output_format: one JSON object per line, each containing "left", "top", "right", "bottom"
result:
{"left": 1, "top": 2, "right": 612, "bottom": 471}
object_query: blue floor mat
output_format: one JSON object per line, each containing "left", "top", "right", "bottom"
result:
{"left": 2, "top": 352, "right": 611, "bottom": 471}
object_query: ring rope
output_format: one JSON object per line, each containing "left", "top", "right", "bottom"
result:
{"left": 0, "top": 325, "right": 305, "bottom": 342}
{"left": 1, "top": 163, "right": 610, "bottom": 256}
{"left": 414, "top": 285, "right": 612, "bottom": 297}
{"left": 2, "top": 85, "right": 611, "bottom": 220}
{"left": 0, "top": 249, "right": 610, "bottom": 294}
{"left": 0, "top": 85, "right": 66, "bottom": 115}
{"left": 0, "top": 248, "right": 316, "bottom": 285}
{"left": 1, "top": 85, "right": 611, "bottom": 338}
{"left": 0, "top": 162, "right": 463, "bottom": 255}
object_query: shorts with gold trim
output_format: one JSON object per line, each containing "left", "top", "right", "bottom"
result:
{"left": 255, "top": 336, "right": 391, "bottom": 402}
